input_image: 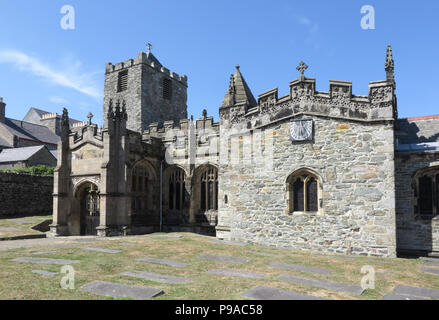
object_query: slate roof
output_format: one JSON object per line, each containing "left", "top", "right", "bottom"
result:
{"left": 50, "top": 149, "right": 58, "bottom": 160}
{"left": 30, "top": 107, "right": 50, "bottom": 118}
{"left": 2, "top": 118, "right": 60, "bottom": 145}
{"left": 0, "top": 136, "right": 12, "bottom": 148}
{"left": 25, "top": 107, "right": 81, "bottom": 127}
{"left": 221, "top": 66, "right": 257, "bottom": 108}
{"left": 0, "top": 145, "right": 51, "bottom": 163}
{"left": 396, "top": 115, "right": 439, "bottom": 152}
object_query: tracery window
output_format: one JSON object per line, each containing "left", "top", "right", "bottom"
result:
{"left": 415, "top": 168, "right": 439, "bottom": 218}
{"left": 288, "top": 170, "right": 321, "bottom": 214}
{"left": 131, "top": 163, "right": 152, "bottom": 214}
{"left": 200, "top": 166, "right": 218, "bottom": 211}
{"left": 168, "top": 168, "right": 185, "bottom": 210}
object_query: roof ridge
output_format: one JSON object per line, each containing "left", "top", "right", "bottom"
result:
{"left": 7, "top": 117, "right": 52, "bottom": 129}
{"left": 399, "top": 115, "right": 439, "bottom": 121}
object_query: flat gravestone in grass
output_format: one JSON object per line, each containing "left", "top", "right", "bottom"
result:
{"left": 420, "top": 260, "right": 439, "bottom": 268}
{"left": 81, "top": 281, "right": 164, "bottom": 300}
{"left": 393, "top": 285, "right": 439, "bottom": 299}
{"left": 252, "top": 252, "right": 281, "bottom": 258}
{"left": 121, "top": 271, "right": 193, "bottom": 284}
{"left": 277, "top": 274, "right": 365, "bottom": 295}
{"left": 207, "top": 268, "right": 267, "bottom": 279}
{"left": 241, "top": 286, "right": 327, "bottom": 300}
{"left": 31, "top": 270, "right": 58, "bottom": 276}
{"left": 0, "top": 227, "right": 19, "bottom": 231}
{"left": 83, "top": 247, "right": 122, "bottom": 254}
{"left": 198, "top": 254, "right": 251, "bottom": 264}
{"left": 269, "top": 262, "right": 332, "bottom": 275}
{"left": 420, "top": 267, "right": 439, "bottom": 275}
{"left": 422, "top": 256, "right": 439, "bottom": 262}
{"left": 52, "top": 244, "right": 76, "bottom": 248}
{"left": 136, "top": 257, "right": 188, "bottom": 268}
{"left": 148, "top": 234, "right": 182, "bottom": 238}
{"left": 11, "top": 257, "right": 80, "bottom": 265}
{"left": 209, "top": 239, "right": 247, "bottom": 246}
{"left": 31, "top": 251, "right": 58, "bottom": 255}
{"left": 13, "top": 220, "right": 34, "bottom": 225}
{"left": 383, "top": 294, "right": 427, "bottom": 300}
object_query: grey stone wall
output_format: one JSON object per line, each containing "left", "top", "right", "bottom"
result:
{"left": 142, "top": 113, "right": 220, "bottom": 231}
{"left": 103, "top": 52, "right": 188, "bottom": 132}
{"left": 0, "top": 172, "right": 53, "bottom": 216}
{"left": 217, "top": 77, "right": 397, "bottom": 257}
{"left": 218, "top": 117, "right": 396, "bottom": 257}
{"left": 395, "top": 152, "right": 439, "bottom": 252}
{"left": 27, "top": 148, "right": 57, "bottom": 167}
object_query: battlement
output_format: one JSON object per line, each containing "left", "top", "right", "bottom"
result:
{"left": 41, "top": 113, "right": 58, "bottom": 120}
{"left": 143, "top": 114, "right": 220, "bottom": 140}
{"left": 221, "top": 75, "right": 396, "bottom": 127}
{"left": 72, "top": 121, "right": 89, "bottom": 128}
{"left": 221, "top": 47, "right": 397, "bottom": 126}
{"left": 105, "top": 51, "right": 188, "bottom": 86}
{"left": 286, "top": 77, "right": 392, "bottom": 104}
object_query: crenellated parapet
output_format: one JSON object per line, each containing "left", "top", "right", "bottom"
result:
{"left": 105, "top": 51, "right": 188, "bottom": 86}
{"left": 70, "top": 120, "right": 103, "bottom": 149}
{"left": 141, "top": 111, "right": 220, "bottom": 163}
{"left": 220, "top": 47, "right": 397, "bottom": 129}
{"left": 143, "top": 113, "right": 220, "bottom": 140}
{"left": 41, "top": 113, "right": 58, "bottom": 120}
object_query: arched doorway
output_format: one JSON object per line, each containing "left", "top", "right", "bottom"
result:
{"left": 77, "top": 182, "right": 100, "bottom": 236}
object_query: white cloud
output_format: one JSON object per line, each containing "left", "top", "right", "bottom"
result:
{"left": 0, "top": 49, "right": 102, "bottom": 100}
{"left": 296, "top": 15, "right": 319, "bottom": 34}
{"left": 49, "top": 95, "right": 69, "bottom": 104}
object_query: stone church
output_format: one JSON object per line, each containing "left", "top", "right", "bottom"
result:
{"left": 50, "top": 46, "right": 439, "bottom": 258}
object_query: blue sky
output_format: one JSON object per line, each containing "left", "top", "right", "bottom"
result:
{"left": 0, "top": 0, "right": 437, "bottom": 126}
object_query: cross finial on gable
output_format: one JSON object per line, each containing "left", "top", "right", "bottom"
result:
{"left": 87, "top": 112, "right": 93, "bottom": 125}
{"left": 147, "top": 43, "right": 153, "bottom": 53}
{"left": 297, "top": 61, "right": 308, "bottom": 80}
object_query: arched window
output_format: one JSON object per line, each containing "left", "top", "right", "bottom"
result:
{"left": 287, "top": 170, "right": 321, "bottom": 214}
{"left": 131, "top": 162, "right": 153, "bottom": 215}
{"left": 415, "top": 168, "right": 439, "bottom": 218}
{"left": 200, "top": 166, "right": 218, "bottom": 211}
{"left": 168, "top": 168, "right": 185, "bottom": 210}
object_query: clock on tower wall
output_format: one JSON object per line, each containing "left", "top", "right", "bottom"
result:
{"left": 289, "top": 119, "right": 313, "bottom": 142}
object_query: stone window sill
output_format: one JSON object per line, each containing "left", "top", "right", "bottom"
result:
{"left": 415, "top": 214, "right": 439, "bottom": 221}
{"left": 289, "top": 211, "right": 320, "bottom": 217}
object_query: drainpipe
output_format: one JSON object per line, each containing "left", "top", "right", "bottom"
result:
{"left": 160, "top": 160, "right": 163, "bottom": 232}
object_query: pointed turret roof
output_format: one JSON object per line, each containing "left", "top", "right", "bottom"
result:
{"left": 221, "top": 66, "right": 257, "bottom": 108}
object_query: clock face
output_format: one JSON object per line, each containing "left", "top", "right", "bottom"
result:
{"left": 290, "top": 120, "right": 313, "bottom": 141}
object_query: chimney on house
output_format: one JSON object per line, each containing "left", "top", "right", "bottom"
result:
{"left": 40, "top": 113, "right": 62, "bottom": 136}
{"left": 0, "top": 98, "right": 5, "bottom": 123}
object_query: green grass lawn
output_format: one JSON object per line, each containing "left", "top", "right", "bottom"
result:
{"left": 0, "top": 231, "right": 437, "bottom": 300}
{"left": 0, "top": 215, "right": 52, "bottom": 239}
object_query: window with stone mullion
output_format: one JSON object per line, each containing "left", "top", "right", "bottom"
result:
{"left": 131, "top": 166, "right": 150, "bottom": 215}
{"left": 290, "top": 174, "right": 318, "bottom": 213}
{"left": 169, "top": 169, "right": 185, "bottom": 211}
{"left": 200, "top": 167, "right": 218, "bottom": 212}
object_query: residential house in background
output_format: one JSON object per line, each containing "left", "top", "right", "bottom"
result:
{"left": 0, "top": 98, "right": 81, "bottom": 156}
{"left": 0, "top": 145, "right": 57, "bottom": 169}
